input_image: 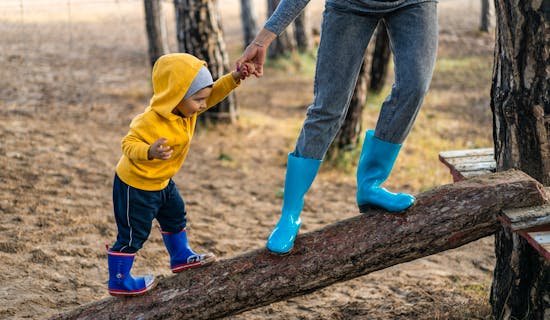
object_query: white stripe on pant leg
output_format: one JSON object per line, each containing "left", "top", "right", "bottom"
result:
{"left": 120, "top": 185, "right": 133, "bottom": 252}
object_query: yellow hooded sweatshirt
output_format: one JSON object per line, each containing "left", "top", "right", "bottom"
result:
{"left": 115, "top": 53, "right": 240, "bottom": 191}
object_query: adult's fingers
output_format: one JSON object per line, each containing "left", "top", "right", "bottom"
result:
{"left": 253, "top": 64, "right": 263, "bottom": 77}
{"left": 236, "top": 45, "right": 257, "bottom": 68}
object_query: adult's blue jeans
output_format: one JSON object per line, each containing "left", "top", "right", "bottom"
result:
{"left": 293, "top": 2, "right": 438, "bottom": 159}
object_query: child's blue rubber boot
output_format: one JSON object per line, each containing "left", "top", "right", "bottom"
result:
{"left": 107, "top": 250, "right": 156, "bottom": 297}
{"left": 161, "top": 229, "right": 216, "bottom": 273}
{"left": 356, "top": 130, "right": 415, "bottom": 212}
{"left": 266, "top": 153, "right": 321, "bottom": 254}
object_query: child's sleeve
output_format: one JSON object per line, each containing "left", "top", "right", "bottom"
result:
{"left": 121, "top": 119, "right": 151, "bottom": 161}
{"left": 200, "top": 73, "right": 240, "bottom": 114}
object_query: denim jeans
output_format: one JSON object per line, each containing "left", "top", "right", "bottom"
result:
{"left": 294, "top": 2, "right": 438, "bottom": 160}
{"left": 111, "top": 174, "right": 187, "bottom": 253}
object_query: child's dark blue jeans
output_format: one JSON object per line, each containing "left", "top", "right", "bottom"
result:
{"left": 110, "top": 174, "right": 187, "bottom": 253}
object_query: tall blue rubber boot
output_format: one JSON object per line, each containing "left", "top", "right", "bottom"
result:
{"left": 161, "top": 229, "right": 216, "bottom": 273}
{"left": 107, "top": 250, "right": 156, "bottom": 296}
{"left": 266, "top": 153, "right": 321, "bottom": 254}
{"left": 356, "top": 130, "right": 415, "bottom": 212}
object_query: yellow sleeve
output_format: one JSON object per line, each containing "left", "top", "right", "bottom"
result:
{"left": 121, "top": 116, "right": 152, "bottom": 161}
{"left": 200, "top": 73, "right": 240, "bottom": 114}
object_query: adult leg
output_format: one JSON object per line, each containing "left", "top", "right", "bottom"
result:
{"left": 294, "top": 5, "right": 379, "bottom": 159}
{"left": 356, "top": 2, "right": 438, "bottom": 212}
{"left": 376, "top": 2, "right": 439, "bottom": 143}
{"left": 267, "top": 4, "right": 379, "bottom": 254}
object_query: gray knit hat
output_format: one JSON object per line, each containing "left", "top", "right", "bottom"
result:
{"left": 184, "top": 66, "right": 214, "bottom": 100}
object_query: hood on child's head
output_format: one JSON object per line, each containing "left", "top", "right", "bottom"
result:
{"left": 149, "top": 53, "right": 211, "bottom": 119}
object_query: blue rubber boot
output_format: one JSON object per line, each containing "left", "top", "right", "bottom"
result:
{"left": 356, "top": 130, "right": 415, "bottom": 212}
{"left": 161, "top": 229, "right": 216, "bottom": 273}
{"left": 266, "top": 153, "right": 321, "bottom": 254}
{"left": 107, "top": 251, "right": 156, "bottom": 296}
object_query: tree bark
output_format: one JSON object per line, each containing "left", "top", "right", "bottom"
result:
{"left": 491, "top": 0, "right": 550, "bottom": 185}
{"left": 267, "top": 0, "right": 296, "bottom": 59}
{"left": 369, "top": 22, "right": 391, "bottom": 93}
{"left": 491, "top": 226, "right": 550, "bottom": 319}
{"left": 144, "top": 0, "right": 169, "bottom": 68}
{"left": 293, "top": 9, "right": 313, "bottom": 52}
{"left": 52, "top": 170, "right": 547, "bottom": 320}
{"left": 174, "top": 0, "right": 238, "bottom": 123}
{"left": 490, "top": 1, "right": 550, "bottom": 319}
{"left": 240, "top": 0, "right": 258, "bottom": 49}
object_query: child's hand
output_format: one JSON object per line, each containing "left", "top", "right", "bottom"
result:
{"left": 232, "top": 62, "right": 256, "bottom": 81}
{"left": 148, "top": 138, "right": 173, "bottom": 160}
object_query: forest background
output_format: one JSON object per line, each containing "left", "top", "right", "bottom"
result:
{"left": 0, "top": 0, "right": 497, "bottom": 319}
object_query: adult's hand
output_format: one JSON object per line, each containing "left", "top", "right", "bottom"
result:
{"left": 236, "top": 28, "right": 277, "bottom": 78}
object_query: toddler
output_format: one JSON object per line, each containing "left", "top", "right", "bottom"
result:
{"left": 107, "top": 53, "right": 253, "bottom": 296}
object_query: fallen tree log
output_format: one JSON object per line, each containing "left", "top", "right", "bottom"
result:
{"left": 52, "top": 169, "right": 548, "bottom": 320}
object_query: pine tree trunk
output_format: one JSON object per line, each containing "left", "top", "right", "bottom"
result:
{"left": 479, "top": 0, "right": 493, "bottom": 32}
{"left": 267, "top": 0, "right": 296, "bottom": 59}
{"left": 327, "top": 55, "right": 368, "bottom": 158}
{"left": 491, "top": 0, "right": 550, "bottom": 184}
{"left": 490, "top": 0, "right": 550, "bottom": 318}
{"left": 293, "top": 9, "right": 313, "bottom": 52}
{"left": 174, "top": 0, "right": 237, "bottom": 123}
{"left": 144, "top": 0, "right": 168, "bottom": 68}
{"left": 491, "top": 226, "right": 550, "bottom": 319}
{"left": 369, "top": 22, "right": 391, "bottom": 93}
{"left": 240, "top": 0, "right": 258, "bottom": 49}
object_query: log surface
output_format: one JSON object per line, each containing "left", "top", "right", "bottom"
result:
{"left": 52, "top": 170, "right": 547, "bottom": 320}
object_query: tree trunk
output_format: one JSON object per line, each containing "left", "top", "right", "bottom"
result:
{"left": 480, "top": 0, "right": 493, "bottom": 32}
{"left": 369, "top": 22, "right": 391, "bottom": 93}
{"left": 327, "top": 54, "right": 368, "bottom": 158}
{"left": 52, "top": 170, "right": 547, "bottom": 320}
{"left": 491, "top": 226, "right": 550, "bottom": 319}
{"left": 144, "top": 0, "right": 169, "bottom": 68}
{"left": 240, "top": 0, "right": 258, "bottom": 49}
{"left": 490, "top": 0, "right": 550, "bottom": 318}
{"left": 491, "top": 0, "right": 550, "bottom": 185}
{"left": 293, "top": 9, "right": 313, "bottom": 52}
{"left": 267, "top": 0, "right": 296, "bottom": 58}
{"left": 174, "top": 0, "right": 237, "bottom": 123}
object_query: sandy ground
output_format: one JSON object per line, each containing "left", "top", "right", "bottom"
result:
{"left": 0, "top": 0, "right": 497, "bottom": 319}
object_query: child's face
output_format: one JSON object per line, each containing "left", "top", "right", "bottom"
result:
{"left": 174, "top": 87, "right": 213, "bottom": 117}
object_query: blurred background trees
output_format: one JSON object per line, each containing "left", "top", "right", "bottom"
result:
{"left": 144, "top": 0, "right": 168, "bottom": 68}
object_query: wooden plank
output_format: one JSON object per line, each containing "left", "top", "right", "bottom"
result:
{"left": 438, "top": 148, "right": 494, "bottom": 159}
{"left": 440, "top": 149, "right": 550, "bottom": 261}
{"left": 522, "top": 230, "right": 550, "bottom": 261}
{"left": 501, "top": 204, "right": 550, "bottom": 231}
{"left": 500, "top": 204, "right": 550, "bottom": 261}
{"left": 443, "top": 155, "right": 495, "bottom": 166}
{"left": 438, "top": 148, "right": 496, "bottom": 182}
{"left": 453, "top": 161, "right": 496, "bottom": 172}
